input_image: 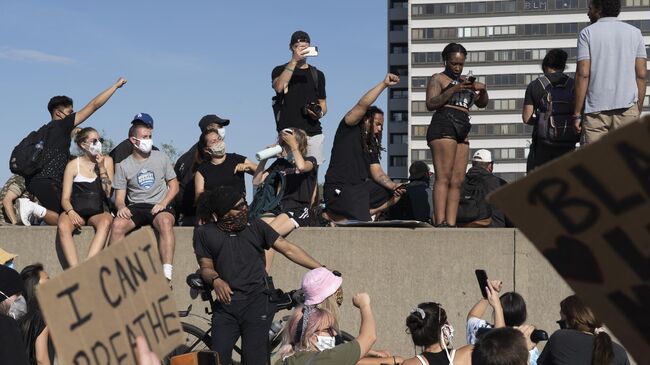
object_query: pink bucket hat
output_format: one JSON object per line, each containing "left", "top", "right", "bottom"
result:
{"left": 301, "top": 268, "right": 343, "bottom": 306}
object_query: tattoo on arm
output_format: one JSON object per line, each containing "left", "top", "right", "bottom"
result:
{"left": 377, "top": 174, "right": 393, "bottom": 190}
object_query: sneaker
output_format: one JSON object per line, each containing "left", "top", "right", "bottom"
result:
{"left": 16, "top": 198, "right": 35, "bottom": 226}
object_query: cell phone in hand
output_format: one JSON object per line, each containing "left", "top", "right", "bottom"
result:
{"left": 475, "top": 269, "right": 489, "bottom": 298}
{"left": 394, "top": 182, "right": 409, "bottom": 190}
{"left": 304, "top": 46, "right": 319, "bottom": 57}
{"left": 467, "top": 76, "right": 476, "bottom": 83}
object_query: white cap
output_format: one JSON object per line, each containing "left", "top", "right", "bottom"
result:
{"left": 472, "top": 149, "right": 492, "bottom": 163}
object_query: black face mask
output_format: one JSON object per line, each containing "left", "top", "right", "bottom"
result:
{"left": 443, "top": 64, "right": 461, "bottom": 80}
{"left": 556, "top": 319, "right": 567, "bottom": 329}
{"left": 216, "top": 206, "right": 249, "bottom": 232}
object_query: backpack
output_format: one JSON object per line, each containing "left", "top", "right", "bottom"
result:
{"left": 535, "top": 75, "right": 579, "bottom": 146}
{"left": 456, "top": 175, "right": 491, "bottom": 223}
{"left": 248, "top": 170, "right": 286, "bottom": 220}
{"left": 9, "top": 123, "right": 51, "bottom": 178}
{"left": 272, "top": 65, "right": 320, "bottom": 124}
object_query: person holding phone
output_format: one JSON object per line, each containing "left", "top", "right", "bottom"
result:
{"left": 425, "top": 43, "right": 488, "bottom": 227}
{"left": 272, "top": 30, "right": 328, "bottom": 165}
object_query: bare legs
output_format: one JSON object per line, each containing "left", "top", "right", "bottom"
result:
{"left": 57, "top": 212, "right": 112, "bottom": 267}
{"left": 430, "top": 138, "right": 469, "bottom": 226}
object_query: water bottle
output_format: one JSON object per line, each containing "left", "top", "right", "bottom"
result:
{"left": 33, "top": 140, "right": 44, "bottom": 162}
{"left": 466, "top": 70, "right": 475, "bottom": 83}
{"left": 256, "top": 145, "right": 283, "bottom": 161}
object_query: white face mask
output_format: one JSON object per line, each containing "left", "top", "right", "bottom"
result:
{"left": 87, "top": 140, "right": 102, "bottom": 155}
{"left": 135, "top": 138, "right": 153, "bottom": 154}
{"left": 217, "top": 128, "right": 226, "bottom": 140}
{"left": 314, "top": 335, "right": 336, "bottom": 351}
{"left": 8, "top": 295, "right": 27, "bottom": 320}
{"left": 209, "top": 141, "right": 226, "bottom": 158}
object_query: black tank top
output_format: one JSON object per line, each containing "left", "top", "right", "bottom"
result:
{"left": 443, "top": 81, "right": 475, "bottom": 109}
{"left": 420, "top": 350, "right": 452, "bottom": 365}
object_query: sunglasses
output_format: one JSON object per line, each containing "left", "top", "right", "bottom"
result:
{"left": 87, "top": 138, "right": 104, "bottom": 144}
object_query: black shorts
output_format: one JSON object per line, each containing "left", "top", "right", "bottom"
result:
{"left": 323, "top": 180, "right": 393, "bottom": 221}
{"left": 26, "top": 178, "right": 62, "bottom": 213}
{"left": 284, "top": 206, "right": 312, "bottom": 228}
{"left": 427, "top": 107, "right": 471, "bottom": 143}
{"left": 129, "top": 203, "right": 175, "bottom": 228}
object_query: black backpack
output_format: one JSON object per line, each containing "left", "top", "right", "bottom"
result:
{"left": 9, "top": 123, "right": 51, "bottom": 178}
{"left": 248, "top": 170, "right": 286, "bottom": 220}
{"left": 535, "top": 75, "right": 579, "bottom": 146}
{"left": 456, "top": 176, "right": 492, "bottom": 223}
{"left": 272, "top": 65, "right": 320, "bottom": 124}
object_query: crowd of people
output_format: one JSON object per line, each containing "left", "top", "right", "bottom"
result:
{"left": 0, "top": 0, "right": 646, "bottom": 363}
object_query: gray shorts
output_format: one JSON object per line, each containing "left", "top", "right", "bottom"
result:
{"left": 307, "top": 134, "right": 325, "bottom": 166}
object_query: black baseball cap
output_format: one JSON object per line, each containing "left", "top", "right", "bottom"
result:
{"left": 290, "top": 30, "right": 310, "bottom": 45}
{"left": 0, "top": 266, "right": 23, "bottom": 300}
{"left": 409, "top": 161, "right": 431, "bottom": 181}
{"left": 198, "top": 114, "right": 230, "bottom": 132}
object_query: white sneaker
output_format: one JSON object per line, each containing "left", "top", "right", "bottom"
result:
{"left": 16, "top": 198, "right": 35, "bottom": 226}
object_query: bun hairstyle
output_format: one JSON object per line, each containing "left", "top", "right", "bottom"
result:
{"left": 441, "top": 43, "right": 467, "bottom": 62}
{"left": 560, "top": 295, "right": 614, "bottom": 365}
{"left": 406, "top": 302, "right": 447, "bottom": 347}
{"left": 74, "top": 127, "right": 98, "bottom": 148}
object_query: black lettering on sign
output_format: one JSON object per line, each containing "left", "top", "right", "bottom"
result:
{"left": 100, "top": 266, "right": 121, "bottom": 308}
{"left": 140, "top": 244, "right": 158, "bottom": 274}
{"left": 608, "top": 284, "right": 650, "bottom": 345}
{"left": 158, "top": 295, "right": 180, "bottom": 336}
{"left": 126, "top": 322, "right": 139, "bottom": 364}
{"left": 116, "top": 259, "right": 136, "bottom": 299}
{"left": 616, "top": 142, "right": 650, "bottom": 197}
{"left": 528, "top": 178, "right": 599, "bottom": 234}
{"left": 57, "top": 283, "right": 92, "bottom": 331}
{"left": 108, "top": 331, "right": 128, "bottom": 365}
{"left": 125, "top": 253, "right": 148, "bottom": 286}
{"left": 603, "top": 227, "right": 650, "bottom": 281}
{"left": 570, "top": 165, "right": 645, "bottom": 215}
{"left": 91, "top": 341, "right": 110, "bottom": 365}
{"left": 146, "top": 298, "right": 165, "bottom": 343}
{"left": 543, "top": 235, "right": 604, "bottom": 284}
{"left": 132, "top": 312, "right": 151, "bottom": 348}
{"left": 73, "top": 351, "right": 90, "bottom": 365}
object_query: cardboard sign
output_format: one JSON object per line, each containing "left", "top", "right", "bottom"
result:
{"left": 489, "top": 116, "right": 650, "bottom": 362}
{"left": 37, "top": 227, "right": 183, "bottom": 364}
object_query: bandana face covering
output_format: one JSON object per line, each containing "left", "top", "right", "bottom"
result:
{"left": 216, "top": 205, "right": 248, "bottom": 232}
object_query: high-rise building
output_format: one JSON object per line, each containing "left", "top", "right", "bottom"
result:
{"left": 387, "top": 0, "right": 649, "bottom": 181}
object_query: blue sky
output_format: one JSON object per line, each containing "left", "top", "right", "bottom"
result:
{"left": 0, "top": 1, "right": 390, "bottom": 196}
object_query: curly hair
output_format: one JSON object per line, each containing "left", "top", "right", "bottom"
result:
{"left": 591, "top": 0, "right": 621, "bottom": 17}
{"left": 360, "top": 106, "right": 385, "bottom": 159}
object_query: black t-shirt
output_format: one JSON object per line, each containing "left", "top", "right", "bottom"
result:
{"left": 196, "top": 153, "right": 247, "bottom": 198}
{"left": 271, "top": 64, "right": 326, "bottom": 136}
{"left": 538, "top": 329, "right": 630, "bottom": 365}
{"left": 524, "top": 72, "right": 571, "bottom": 109}
{"left": 193, "top": 219, "right": 280, "bottom": 300}
{"left": 325, "top": 119, "right": 371, "bottom": 186}
{"left": 32, "top": 113, "right": 75, "bottom": 182}
{"left": 109, "top": 139, "right": 160, "bottom": 165}
{"left": 266, "top": 156, "right": 318, "bottom": 210}
{"left": 0, "top": 314, "right": 29, "bottom": 365}
{"left": 174, "top": 144, "right": 199, "bottom": 215}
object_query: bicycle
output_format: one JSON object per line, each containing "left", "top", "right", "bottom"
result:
{"left": 163, "top": 273, "right": 353, "bottom": 364}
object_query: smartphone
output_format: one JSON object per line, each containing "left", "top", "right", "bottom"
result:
{"left": 467, "top": 76, "right": 476, "bottom": 83}
{"left": 475, "top": 269, "right": 489, "bottom": 298}
{"left": 394, "top": 182, "right": 409, "bottom": 190}
{"left": 304, "top": 46, "right": 319, "bottom": 57}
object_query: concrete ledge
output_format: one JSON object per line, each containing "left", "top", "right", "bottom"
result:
{"left": 1, "top": 226, "right": 573, "bottom": 356}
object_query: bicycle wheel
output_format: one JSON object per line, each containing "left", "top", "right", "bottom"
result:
{"left": 162, "top": 322, "right": 212, "bottom": 364}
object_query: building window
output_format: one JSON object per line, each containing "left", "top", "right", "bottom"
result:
{"left": 390, "top": 133, "right": 408, "bottom": 144}
{"left": 391, "top": 0, "right": 408, "bottom": 8}
{"left": 470, "top": 148, "right": 526, "bottom": 161}
{"left": 411, "top": 101, "right": 429, "bottom": 113}
{"left": 411, "top": 77, "right": 428, "bottom": 89}
{"left": 390, "top": 156, "right": 408, "bottom": 167}
{"left": 391, "top": 111, "right": 408, "bottom": 122}
{"left": 412, "top": 125, "right": 428, "bottom": 140}
{"left": 496, "top": 172, "right": 526, "bottom": 182}
{"left": 411, "top": 149, "right": 432, "bottom": 164}
{"left": 390, "top": 21, "right": 408, "bottom": 31}
{"left": 390, "top": 66, "right": 408, "bottom": 77}
{"left": 391, "top": 89, "right": 408, "bottom": 99}
{"left": 470, "top": 123, "right": 534, "bottom": 137}
{"left": 391, "top": 43, "right": 408, "bottom": 54}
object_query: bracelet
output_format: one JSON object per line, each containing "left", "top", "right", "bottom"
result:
{"left": 211, "top": 275, "right": 220, "bottom": 284}
{"left": 285, "top": 66, "right": 294, "bottom": 72}
{"left": 65, "top": 209, "right": 73, "bottom": 214}
{"left": 572, "top": 115, "right": 582, "bottom": 119}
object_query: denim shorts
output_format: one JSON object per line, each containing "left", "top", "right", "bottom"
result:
{"left": 427, "top": 107, "right": 471, "bottom": 144}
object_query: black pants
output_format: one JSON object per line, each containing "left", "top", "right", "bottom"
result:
{"left": 211, "top": 292, "right": 274, "bottom": 365}
{"left": 526, "top": 142, "right": 575, "bottom": 173}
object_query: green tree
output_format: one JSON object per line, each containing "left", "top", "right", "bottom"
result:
{"left": 100, "top": 130, "right": 115, "bottom": 155}
{"left": 161, "top": 141, "right": 180, "bottom": 163}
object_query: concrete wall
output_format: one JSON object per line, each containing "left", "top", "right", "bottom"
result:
{"left": 1, "top": 226, "right": 573, "bottom": 358}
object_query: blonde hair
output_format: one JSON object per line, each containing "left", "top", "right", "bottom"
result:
{"left": 282, "top": 128, "right": 309, "bottom": 157}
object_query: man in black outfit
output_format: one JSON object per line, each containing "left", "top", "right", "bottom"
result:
{"left": 463, "top": 150, "right": 509, "bottom": 227}
{"left": 0, "top": 266, "right": 29, "bottom": 365}
{"left": 272, "top": 30, "right": 327, "bottom": 165}
{"left": 174, "top": 114, "right": 229, "bottom": 225}
{"left": 193, "top": 186, "right": 322, "bottom": 364}
{"left": 389, "top": 161, "right": 433, "bottom": 222}
{"left": 24, "top": 77, "right": 126, "bottom": 226}
{"left": 323, "top": 73, "right": 404, "bottom": 222}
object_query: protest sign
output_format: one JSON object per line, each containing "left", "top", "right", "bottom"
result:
{"left": 37, "top": 227, "right": 183, "bottom": 365}
{"left": 489, "top": 116, "right": 650, "bottom": 361}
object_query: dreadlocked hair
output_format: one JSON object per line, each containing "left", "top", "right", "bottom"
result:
{"left": 360, "top": 106, "right": 385, "bottom": 159}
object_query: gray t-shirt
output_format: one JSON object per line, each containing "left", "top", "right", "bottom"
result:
{"left": 577, "top": 17, "right": 647, "bottom": 114}
{"left": 112, "top": 150, "right": 176, "bottom": 205}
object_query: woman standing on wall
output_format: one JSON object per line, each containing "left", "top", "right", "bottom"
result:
{"left": 425, "top": 43, "right": 489, "bottom": 227}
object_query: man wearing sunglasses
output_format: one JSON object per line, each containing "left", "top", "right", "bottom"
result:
{"left": 21, "top": 77, "right": 126, "bottom": 226}
{"left": 193, "top": 185, "right": 322, "bottom": 364}
{"left": 272, "top": 30, "right": 327, "bottom": 165}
